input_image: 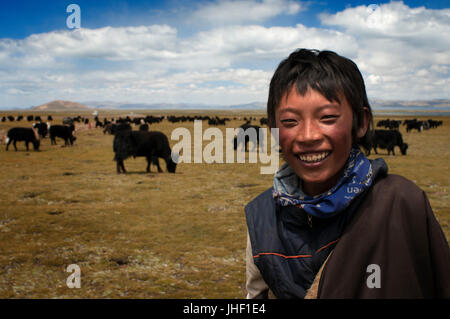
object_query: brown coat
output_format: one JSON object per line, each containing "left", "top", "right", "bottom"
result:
{"left": 246, "top": 174, "right": 450, "bottom": 298}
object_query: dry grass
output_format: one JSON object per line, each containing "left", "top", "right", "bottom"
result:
{"left": 0, "top": 110, "right": 448, "bottom": 298}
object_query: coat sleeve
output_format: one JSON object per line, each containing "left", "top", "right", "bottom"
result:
{"left": 422, "top": 192, "right": 450, "bottom": 298}
{"left": 245, "top": 232, "right": 270, "bottom": 299}
{"left": 317, "top": 175, "right": 450, "bottom": 298}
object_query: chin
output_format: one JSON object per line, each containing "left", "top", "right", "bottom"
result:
{"left": 295, "top": 169, "right": 340, "bottom": 195}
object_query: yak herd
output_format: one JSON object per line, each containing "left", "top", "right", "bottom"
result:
{"left": 5, "top": 119, "right": 77, "bottom": 151}
{"left": 2, "top": 113, "right": 445, "bottom": 173}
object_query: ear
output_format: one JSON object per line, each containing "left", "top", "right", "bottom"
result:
{"left": 356, "top": 107, "right": 370, "bottom": 139}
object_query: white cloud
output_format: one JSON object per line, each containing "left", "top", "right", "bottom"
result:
{"left": 189, "top": 0, "right": 302, "bottom": 25}
{"left": 1, "top": 1, "right": 449, "bottom": 108}
{"left": 0, "top": 22, "right": 359, "bottom": 107}
{"left": 25, "top": 25, "right": 178, "bottom": 61}
{"left": 320, "top": 1, "right": 450, "bottom": 100}
{"left": 190, "top": 24, "right": 357, "bottom": 60}
{"left": 321, "top": 2, "right": 450, "bottom": 40}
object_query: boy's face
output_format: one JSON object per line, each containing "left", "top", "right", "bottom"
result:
{"left": 276, "top": 86, "right": 366, "bottom": 196}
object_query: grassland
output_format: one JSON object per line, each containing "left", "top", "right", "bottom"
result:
{"left": 0, "top": 110, "right": 448, "bottom": 298}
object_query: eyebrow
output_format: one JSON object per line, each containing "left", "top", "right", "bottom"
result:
{"left": 278, "top": 103, "right": 340, "bottom": 114}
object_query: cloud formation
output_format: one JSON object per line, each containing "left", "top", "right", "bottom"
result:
{"left": 189, "top": 0, "right": 302, "bottom": 25}
{"left": 320, "top": 2, "right": 450, "bottom": 99}
{"left": 0, "top": 1, "right": 449, "bottom": 108}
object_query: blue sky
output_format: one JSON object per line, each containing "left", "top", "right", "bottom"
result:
{"left": 2, "top": 0, "right": 448, "bottom": 38}
{"left": 0, "top": 0, "right": 449, "bottom": 109}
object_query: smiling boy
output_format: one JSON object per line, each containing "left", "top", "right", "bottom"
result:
{"left": 276, "top": 87, "right": 366, "bottom": 196}
{"left": 245, "top": 49, "right": 450, "bottom": 298}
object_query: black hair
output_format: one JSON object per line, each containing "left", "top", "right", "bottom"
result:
{"left": 267, "top": 48, "right": 373, "bottom": 143}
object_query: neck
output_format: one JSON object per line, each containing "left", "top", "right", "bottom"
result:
{"left": 301, "top": 167, "right": 345, "bottom": 197}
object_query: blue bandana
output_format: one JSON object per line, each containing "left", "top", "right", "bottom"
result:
{"left": 273, "top": 147, "right": 374, "bottom": 218}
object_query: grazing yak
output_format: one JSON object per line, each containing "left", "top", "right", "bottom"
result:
{"left": 103, "top": 123, "right": 131, "bottom": 135}
{"left": 49, "top": 124, "right": 76, "bottom": 146}
{"left": 377, "top": 119, "right": 401, "bottom": 130}
{"left": 32, "top": 122, "right": 49, "bottom": 138}
{"left": 6, "top": 127, "right": 40, "bottom": 151}
{"left": 406, "top": 121, "right": 424, "bottom": 132}
{"left": 363, "top": 129, "right": 408, "bottom": 156}
{"left": 113, "top": 130, "right": 177, "bottom": 174}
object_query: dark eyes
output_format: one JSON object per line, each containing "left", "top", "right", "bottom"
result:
{"left": 280, "top": 115, "right": 339, "bottom": 126}
{"left": 321, "top": 115, "right": 339, "bottom": 122}
{"left": 280, "top": 119, "right": 297, "bottom": 126}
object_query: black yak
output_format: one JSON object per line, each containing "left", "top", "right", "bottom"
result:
{"left": 49, "top": 124, "right": 76, "bottom": 146}
{"left": 6, "top": 127, "right": 40, "bottom": 151}
{"left": 103, "top": 123, "right": 131, "bottom": 135}
{"left": 363, "top": 130, "right": 408, "bottom": 156}
{"left": 33, "top": 122, "right": 49, "bottom": 138}
{"left": 113, "top": 130, "right": 177, "bottom": 174}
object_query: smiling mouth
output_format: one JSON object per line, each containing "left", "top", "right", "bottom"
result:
{"left": 297, "top": 151, "right": 331, "bottom": 163}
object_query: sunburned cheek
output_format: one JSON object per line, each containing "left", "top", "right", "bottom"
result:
{"left": 279, "top": 136, "right": 289, "bottom": 148}
{"left": 278, "top": 130, "right": 293, "bottom": 148}
{"left": 322, "top": 124, "right": 350, "bottom": 135}
{"left": 325, "top": 126, "right": 354, "bottom": 147}
{"left": 278, "top": 138, "right": 296, "bottom": 162}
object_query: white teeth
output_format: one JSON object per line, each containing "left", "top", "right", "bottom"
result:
{"left": 298, "top": 152, "right": 330, "bottom": 163}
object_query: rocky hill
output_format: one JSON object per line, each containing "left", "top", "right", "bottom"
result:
{"left": 32, "top": 100, "right": 91, "bottom": 111}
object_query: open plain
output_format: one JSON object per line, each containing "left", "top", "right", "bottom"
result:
{"left": 0, "top": 110, "right": 448, "bottom": 298}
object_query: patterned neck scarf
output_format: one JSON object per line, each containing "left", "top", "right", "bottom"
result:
{"left": 273, "top": 147, "right": 376, "bottom": 218}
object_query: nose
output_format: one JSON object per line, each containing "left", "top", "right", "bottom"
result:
{"left": 295, "top": 119, "right": 323, "bottom": 145}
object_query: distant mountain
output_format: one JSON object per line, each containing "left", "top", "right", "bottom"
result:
{"left": 84, "top": 99, "right": 450, "bottom": 110}
{"left": 82, "top": 101, "right": 124, "bottom": 109}
{"left": 371, "top": 98, "right": 450, "bottom": 108}
{"left": 32, "top": 100, "right": 91, "bottom": 111}
{"left": 26, "top": 98, "right": 449, "bottom": 112}
{"left": 83, "top": 101, "right": 266, "bottom": 110}
{"left": 226, "top": 102, "right": 266, "bottom": 109}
